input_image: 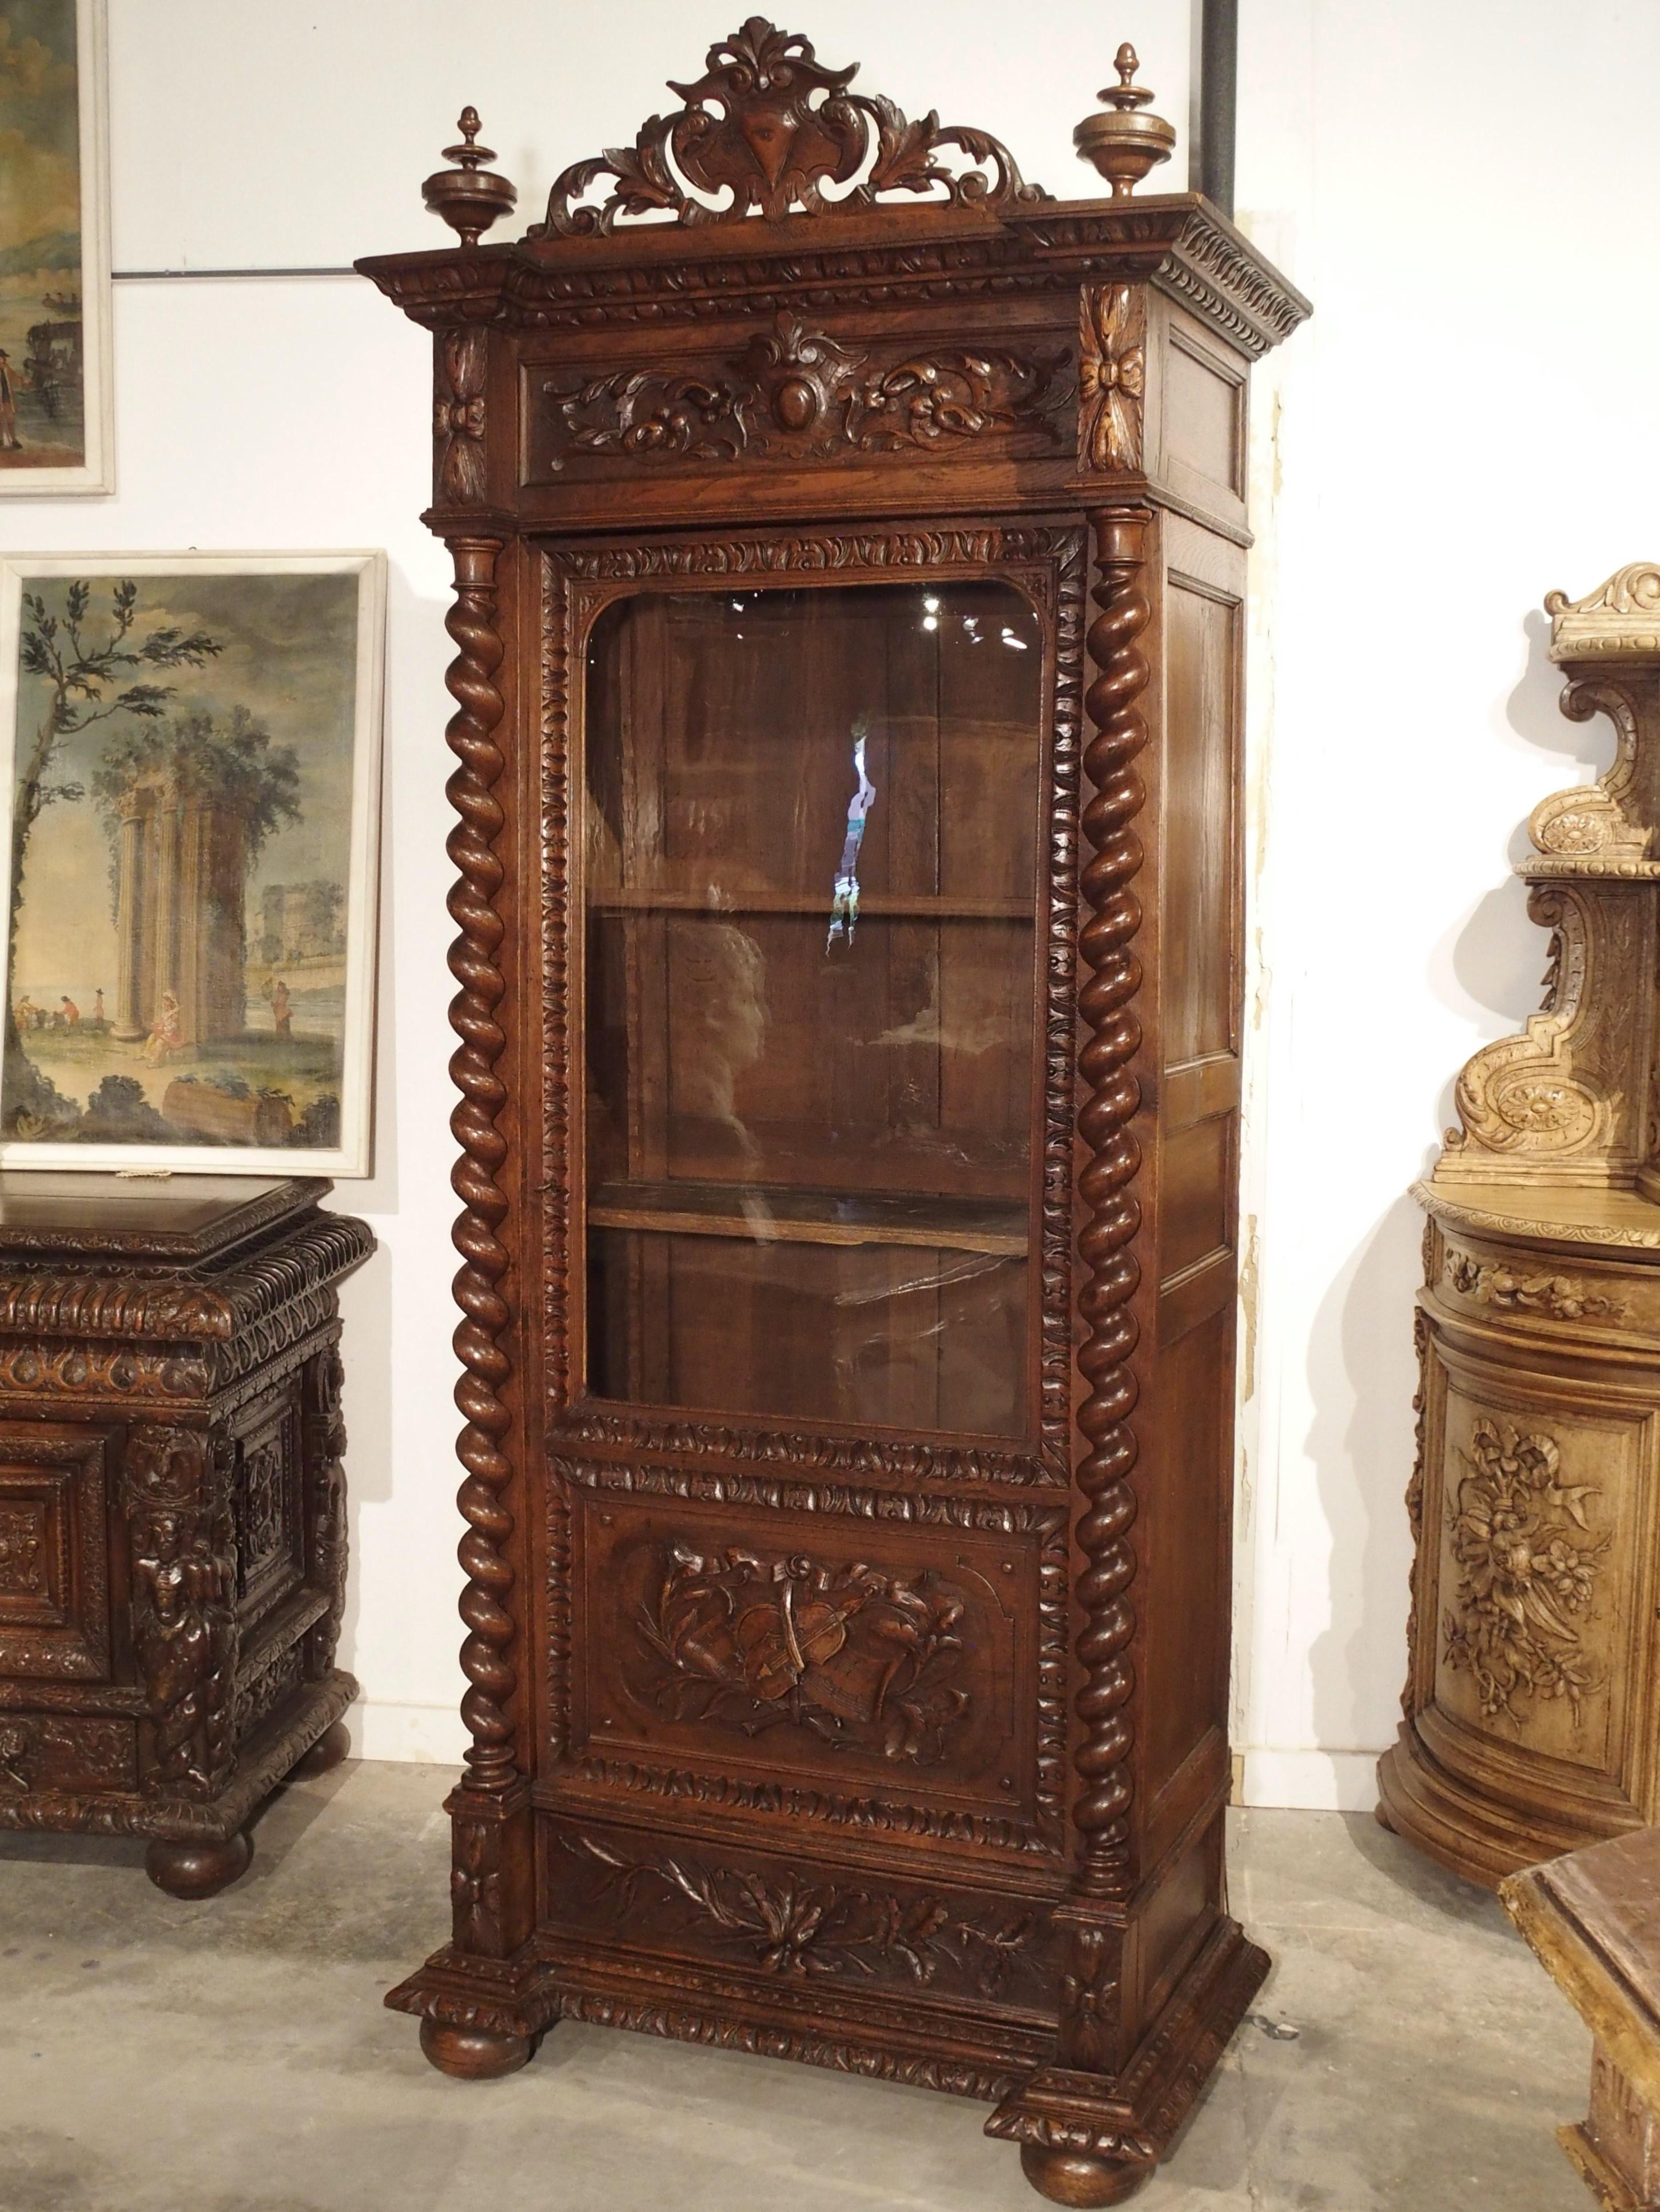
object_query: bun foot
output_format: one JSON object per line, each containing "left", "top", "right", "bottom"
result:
{"left": 419, "top": 2016, "right": 537, "bottom": 2080}
{"left": 290, "top": 1720, "right": 352, "bottom": 1780}
{"left": 1374, "top": 1802, "right": 1397, "bottom": 1834}
{"left": 145, "top": 1830, "right": 253, "bottom": 1900}
{"left": 1021, "top": 2143, "right": 1152, "bottom": 2206}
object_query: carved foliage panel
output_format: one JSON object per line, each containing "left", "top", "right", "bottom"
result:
{"left": 0, "top": 1715, "right": 133, "bottom": 1798}
{"left": 0, "top": 1425, "right": 112, "bottom": 1680}
{"left": 542, "top": 1816, "right": 1058, "bottom": 2015}
{"left": 1428, "top": 1369, "right": 1653, "bottom": 1792}
{"left": 526, "top": 314, "right": 1074, "bottom": 482}
{"left": 233, "top": 1387, "right": 304, "bottom": 1628}
{"left": 125, "top": 1426, "right": 238, "bottom": 1800}
{"left": 548, "top": 1460, "right": 1067, "bottom": 1858}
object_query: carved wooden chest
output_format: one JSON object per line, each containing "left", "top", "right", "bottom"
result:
{"left": 0, "top": 1173, "right": 370, "bottom": 1896}
{"left": 359, "top": 22, "right": 1307, "bottom": 2206}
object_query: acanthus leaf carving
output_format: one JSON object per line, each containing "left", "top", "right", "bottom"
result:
{"left": 536, "top": 18, "right": 1045, "bottom": 238}
{"left": 1441, "top": 1418, "right": 1610, "bottom": 1728}
{"left": 539, "top": 312, "right": 1069, "bottom": 472}
{"left": 555, "top": 1830, "right": 1044, "bottom": 2001}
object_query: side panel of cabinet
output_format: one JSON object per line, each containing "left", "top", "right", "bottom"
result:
{"left": 1134, "top": 510, "right": 1247, "bottom": 1898}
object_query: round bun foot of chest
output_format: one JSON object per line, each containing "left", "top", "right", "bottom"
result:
{"left": 145, "top": 1829, "right": 254, "bottom": 1900}
{"left": 1020, "top": 2145, "right": 1152, "bottom": 2205}
{"left": 419, "top": 2016, "right": 537, "bottom": 2080}
{"left": 290, "top": 1719, "right": 352, "bottom": 1780}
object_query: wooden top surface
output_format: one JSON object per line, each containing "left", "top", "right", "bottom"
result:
{"left": 1503, "top": 1828, "right": 1660, "bottom": 2110}
{"left": 1416, "top": 1179, "right": 1660, "bottom": 1257}
{"left": 0, "top": 1174, "right": 328, "bottom": 1264}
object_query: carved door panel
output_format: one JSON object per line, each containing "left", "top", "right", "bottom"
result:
{"left": 1419, "top": 1346, "right": 1660, "bottom": 1821}
{"left": 232, "top": 1384, "right": 305, "bottom": 1632}
{"left": 550, "top": 1466, "right": 1066, "bottom": 1859}
{"left": 0, "top": 1422, "right": 116, "bottom": 1680}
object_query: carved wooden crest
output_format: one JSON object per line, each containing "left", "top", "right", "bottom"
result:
{"left": 535, "top": 16, "right": 1046, "bottom": 236}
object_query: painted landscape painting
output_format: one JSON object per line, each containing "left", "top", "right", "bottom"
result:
{"left": 0, "top": 0, "right": 110, "bottom": 490}
{"left": 0, "top": 555, "right": 385, "bottom": 1173}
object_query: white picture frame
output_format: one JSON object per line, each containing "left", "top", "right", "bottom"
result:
{"left": 0, "top": 0, "right": 114, "bottom": 496}
{"left": 0, "top": 551, "right": 387, "bottom": 1175}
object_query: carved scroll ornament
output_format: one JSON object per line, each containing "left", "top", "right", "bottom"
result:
{"left": 536, "top": 17, "right": 1045, "bottom": 237}
{"left": 1436, "top": 569, "right": 1660, "bottom": 1188}
{"left": 541, "top": 313, "right": 1069, "bottom": 471}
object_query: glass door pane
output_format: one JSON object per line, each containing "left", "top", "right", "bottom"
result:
{"left": 582, "top": 579, "right": 1042, "bottom": 1438}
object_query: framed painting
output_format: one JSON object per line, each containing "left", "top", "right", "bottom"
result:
{"left": 0, "top": 552, "right": 386, "bottom": 1174}
{"left": 0, "top": 0, "right": 113, "bottom": 494}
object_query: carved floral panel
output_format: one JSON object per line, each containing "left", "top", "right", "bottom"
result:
{"left": 544, "top": 1821, "right": 1057, "bottom": 2011}
{"left": 233, "top": 1393, "right": 304, "bottom": 1625}
{"left": 1434, "top": 1393, "right": 1636, "bottom": 1771}
{"left": 0, "top": 1429, "right": 110, "bottom": 1679}
{"left": 0, "top": 1502, "right": 45, "bottom": 1602}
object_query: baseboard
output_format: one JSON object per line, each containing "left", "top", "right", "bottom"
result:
{"left": 344, "top": 1699, "right": 468, "bottom": 1765}
{"left": 1239, "top": 1748, "right": 1383, "bottom": 1812}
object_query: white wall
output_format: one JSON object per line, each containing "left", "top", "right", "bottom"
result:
{"left": 11, "top": 2, "right": 1657, "bottom": 1787}
{"left": 1233, "top": 0, "right": 1660, "bottom": 1806}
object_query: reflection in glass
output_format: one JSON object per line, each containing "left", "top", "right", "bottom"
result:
{"left": 582, "top": 581, "right": 1042, "bottom": 1438}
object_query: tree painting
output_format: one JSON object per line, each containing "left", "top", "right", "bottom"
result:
{"left": 2, "top": 564, "right": 372, "bottom": 1163}
{"left": 8, "top": 582, "right": 221, "bottom": 1117}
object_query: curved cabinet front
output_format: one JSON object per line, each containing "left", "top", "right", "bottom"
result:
{"left": 1380, "top": 1201, "right": 1660, "bottom": 1887}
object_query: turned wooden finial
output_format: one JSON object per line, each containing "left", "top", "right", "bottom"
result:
{"left": 422, "top": 107, "right": 517, "bottom": 247}
{"left": 1074, "top": 42, "right": 1177, "bottom": 199}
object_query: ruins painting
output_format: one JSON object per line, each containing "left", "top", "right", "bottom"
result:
{"left": 0, "top": 1, "right": 112, "bottom": 492}
{"left": 0, "top": 554, "right": 385, "bottom": 1171}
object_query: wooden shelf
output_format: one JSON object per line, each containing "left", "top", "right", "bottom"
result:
{"left": 588, "top": 1177, "right": 1029, "bottom": 1256}
{"left": 589, "top": 886, "right": 1031, "bottom": 920}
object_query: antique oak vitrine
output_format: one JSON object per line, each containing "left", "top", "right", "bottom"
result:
{"left": 360, "top": 26, "right": 1306, "bottom": 2204}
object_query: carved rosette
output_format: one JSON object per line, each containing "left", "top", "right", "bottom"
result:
{"left": 443, "top": 537, "right": 520, "bottom": 1802}
{"left": 434, "top": 328, "right": 488, "bottom": 505}
{"left": 1069, "top": 509, "right": 1154, "bottom": 1911}
{"left": 1078, "top": 284, "right": 1145, "bottom": 474}
{"left": 125, "top": 1426, "right": 238, "bottom": 1800}
{"left": 535, "top": 17, "right": 1045, "bottom": 236}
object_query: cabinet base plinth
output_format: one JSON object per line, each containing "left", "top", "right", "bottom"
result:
{"left": 1376, "top": 1727, "right": 1625, "bottom": 1893}
{"left": 988, "top": 1915, "right": 1268, "bottom": 2201}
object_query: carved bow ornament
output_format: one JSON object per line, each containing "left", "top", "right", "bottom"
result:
{"left": 1080, "top": 284, "right": 1145, "bottom": 472}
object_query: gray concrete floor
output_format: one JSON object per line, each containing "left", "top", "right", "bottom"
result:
{"left": 1, "top": 1760, "right": 1593, "bottom": 2211}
